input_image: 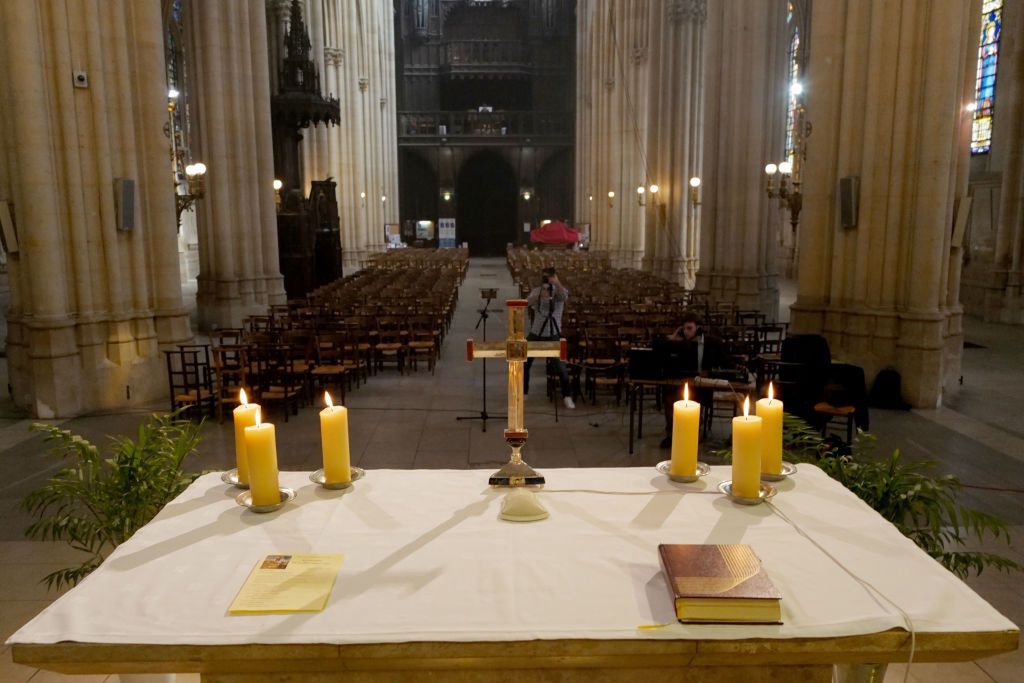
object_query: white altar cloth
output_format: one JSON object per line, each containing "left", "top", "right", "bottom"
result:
{"left": 8, "top": 466, "right": 1015, "bottom": 646}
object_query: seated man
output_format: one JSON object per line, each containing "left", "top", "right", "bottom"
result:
{"left": 659, "top": 311, "right": 727, "bottom": 448}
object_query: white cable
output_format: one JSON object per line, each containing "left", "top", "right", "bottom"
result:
{"left": 767, "top": 501, "right": 916, "bottom": 683}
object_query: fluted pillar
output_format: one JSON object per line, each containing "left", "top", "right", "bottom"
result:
{"left": 294, "top": 0, "right": 400, "bottom": 273}
{"left": 791, "top": 0, "right": 978, "bottom": 408}
{"left": 575, "top": 0, "right": 703, "bottom": 281}
{"left": 643, "top": 1, "right": 705, "bottom": 286}
{"left": 695, "top": 0, "right": 787, "bottom": 318}
{"left": 190, "top": 0, "right": 285, "bottom": 330}
{"left": 0, "top": 0, "right": 191, "bottom": 417}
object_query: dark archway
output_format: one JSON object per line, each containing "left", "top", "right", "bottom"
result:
{"left": 456, "top": 151, "right": 517, "bottom": 256}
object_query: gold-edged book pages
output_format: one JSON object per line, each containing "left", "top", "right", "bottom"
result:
{"left": 229, "top": 553, "right": 345, "bottom": 615}
{"left": 658, "top": 544, "right": 782, "bottom": 624}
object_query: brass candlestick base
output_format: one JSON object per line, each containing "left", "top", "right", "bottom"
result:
{"left": 489, "top": 438, "right": 544, "bottom": 487}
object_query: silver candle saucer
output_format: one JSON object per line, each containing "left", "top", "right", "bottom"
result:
{"left": 718, "top": 480, "right": 777, "bottom": 506}
{"left": 656, "top": 460, "right": 711, "bottom": 483}
{"left": 309, "top": 466, "right": 365, "bottom": 490}
{"left": 221, "top": 468, "right": 249, "bottom": 489}
{"left": 761, "top": 461, "right": 798, "bottom": 482}
{"left": 235, "top": 487, "right": 295, "bottom": 513}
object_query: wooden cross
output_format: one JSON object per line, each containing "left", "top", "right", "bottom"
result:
{"left": 466, "top": 299, "right": 566, "bottom": 486}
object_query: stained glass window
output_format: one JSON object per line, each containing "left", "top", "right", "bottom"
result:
{"left": 785, "top": 27, "right": 800, "bottom": 165}
{"left": 972, "top": 0, "right": 1002, "bottom": 154}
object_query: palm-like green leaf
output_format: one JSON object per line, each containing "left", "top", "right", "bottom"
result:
{"left": 716, "top": 414, "right": 1020, "bottom": 578}
{"left": 22, "top": 412, "right": 203, "bottom": 589}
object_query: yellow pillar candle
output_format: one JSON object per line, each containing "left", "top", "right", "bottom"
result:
{"left": 756, "top": 383, "right": 784, "bottom": 475}
{"left": 244, "top": 409, "right": 281, "bottom": 506}
{"left": 232, "top": 389, "right": 260, "bottom": 485}
{"left": 320, "top": 391, "right": 352, "bottom": 484}
{"left": 670, "top": 383, "right": 700, "bottom": 477}
{"left": 731, "top": 397, "right": 763, "bottom": 498}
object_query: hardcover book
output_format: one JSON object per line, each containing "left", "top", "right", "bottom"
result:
{"left": 658, "top": 544, "right": 782, "bottom": 624}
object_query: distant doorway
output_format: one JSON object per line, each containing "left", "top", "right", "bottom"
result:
{"left": 456, "top": 152, "right": 517, "bottom": 256}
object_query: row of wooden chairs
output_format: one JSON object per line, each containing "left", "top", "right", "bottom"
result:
{"left": 166, "top": 250, "right": 467, "bottom": 421}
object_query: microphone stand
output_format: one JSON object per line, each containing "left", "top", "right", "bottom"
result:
{"left": 456, "top": 297, "right": 506, "bottom": 431}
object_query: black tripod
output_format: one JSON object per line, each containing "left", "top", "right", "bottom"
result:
{"left": 456, "top": 298, "right": 506, "bottom": 431}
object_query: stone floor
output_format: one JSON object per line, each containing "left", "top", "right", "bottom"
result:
{"left": 0, "top": 258, "right": 1021, "bottom": 682}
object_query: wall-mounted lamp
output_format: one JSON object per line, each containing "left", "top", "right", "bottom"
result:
{"left": 649, "top": 184, "right": 659, "bottom": 195}
{"left": 636, "top": 185, "right": 646, "bottom": 206}
{"left": 765, "top": 159, "right": 801, "bottom": 231}
{"left": 521, "top": 188, "right": 534, "bottom": 201}
{"left": 380, "top": 195, "right": 387, "bottom": 203}
{"left": 175, "top": 162, "right": 207, "bottom": 226}
{"left": 441, "top": 189, "right": 453, "bottom": 202}
{"left": 688, "top": 176, "right": 701, "bottom": 209}
{"left": 273, "top": 178, "right": 283, "bottom": 210}
{"left": 607, "top": 190, "right": 615, "bottom": 207}
{"left": 965, "top": 102, "right": 977, "bottom": 113}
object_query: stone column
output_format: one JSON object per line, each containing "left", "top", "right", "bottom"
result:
{"left": 790, "top": 0, "right": 978, "bottom": 408}
{"left": 190, "top": 0, "right": 285, "bottom": 330}
{"left": 0, "top": 0, "right": 192, "bottom": 417}
{"left": 575, "top": 0, "right": 703, "bottom": 281}
{"left": 643, "top": 0, "right": 705, "bottom": 287}
{"left": 292, "top": 0, "right": 399, "bottom": 273}
{"left": 695, "top": 0, "right": 787, "bottom": 318}
{"left": 576, "top": 0, "right": 650, "bottom": 270}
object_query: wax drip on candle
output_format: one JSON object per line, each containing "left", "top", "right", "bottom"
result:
{"left": 684, "top": 382, "right": 689, "bottom": 403}
{"left": 239, "top": 388, "right": 248, "bottom": 406}
{"left": 743, "top": 396, "right": 750, "bottom": 418}
{"left": 325, "top": 390, "right": 334, "bottom": 408}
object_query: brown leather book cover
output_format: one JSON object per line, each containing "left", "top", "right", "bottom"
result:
{"left": 658, "top": 544, "right": 782, "bottom": 623}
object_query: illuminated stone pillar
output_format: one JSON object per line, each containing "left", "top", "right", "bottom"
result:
{"left": 791, "top": 0, "right": 978, "bottom": 407}
{"left": 0, "top": 0, "right": 191, "bottom": 417}
{"left": 696, "top": 0, "right": 788, "bottom": 318}
{"left": 296, "top": 0, "right": 400, "bottom": 273}
{"left": 190, "top": 0, "right": 285, "bottom": 330}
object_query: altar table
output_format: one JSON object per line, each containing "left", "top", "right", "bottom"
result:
{"left": 9, "top": 466, "right": 1018, "bottom": 682}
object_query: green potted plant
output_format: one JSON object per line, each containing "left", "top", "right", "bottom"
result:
{"left": 718, "top": 414, "right": 1020, "bottom": 579}
{"left": 22, "top": 412, "right": 203, "bottom": 589}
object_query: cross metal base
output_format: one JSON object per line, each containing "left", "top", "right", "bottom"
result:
{"left": 488, "top": 459, "right": 545, "bottom": 487}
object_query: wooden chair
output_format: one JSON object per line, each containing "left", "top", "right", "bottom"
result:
{"left": 582, "top": 334, "right": 625, "bottom": 405}
{"left": 374, "top": 316, "right": 406, "bottom": 374}
{"left": 164, "top": 347, "right": 214, "bottom": 418}
{"left": 282, "top": 330, "right": 316, "bottom": 403}
{"left": 211, "top": 344, "right": 249, "bottom": 423}
{"left": 252, "top": 344, "right": 303, "bottom": 421}
{"left": 815, "top": 402, "right": 856, "bottom": 444}
{"left": 406, "top": 315, "right": 437, "bottom": 374}
{"left": 311, "top": 333, "right": 347, "bottom": 405}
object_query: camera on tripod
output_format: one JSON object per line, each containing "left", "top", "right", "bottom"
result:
{"left": 480, "top": 287, "right": 498, "bottom": 301}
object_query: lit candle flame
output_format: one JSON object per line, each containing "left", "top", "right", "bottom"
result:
{"left": 325, "top": 391, "right": 334, "bottom": 408}
{"left": 239, "top": 388, "right": 248, "bottom": 406}
{"left": 743, "top": 396, "right": 750, "bottom": 418}
{"left": 768, "top": 382, "right": 774, "bottom": 402}
{"left": 683, "top": 383, "right": 689, "bottom": 403}
{"left": 254, "top": 407, "right": 262, "bottom": 428}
